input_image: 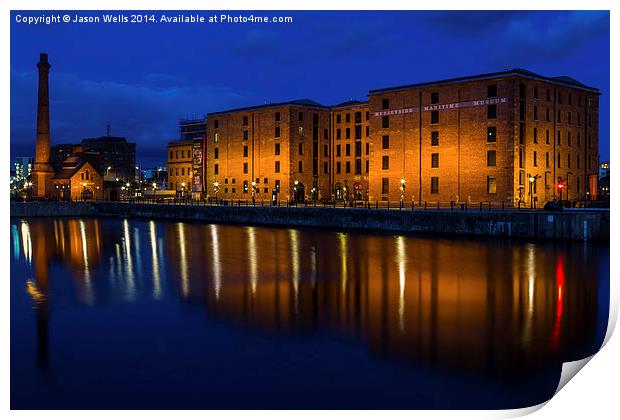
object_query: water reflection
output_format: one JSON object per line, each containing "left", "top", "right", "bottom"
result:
{"left": 10, "top": 218, "right": 609, "bottom": 408}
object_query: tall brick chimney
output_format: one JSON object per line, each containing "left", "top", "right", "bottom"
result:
{"left": 31, "top": 53, "right": 54, "bottom": 198}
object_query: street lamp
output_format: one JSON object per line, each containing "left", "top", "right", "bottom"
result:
{"left": 251, "top": 181, "right": 257, "bottom": 204}
{"left": 106, "top": 166, "right": 112, "bottom": 180}
{"left": 213, "top": 181, "right": 219, "bottom": 202}
{"left": 400, "top": 178, "right": 406, "bottom": 207}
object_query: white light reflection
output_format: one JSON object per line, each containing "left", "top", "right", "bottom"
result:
{"left": 79, "top": 220, "right": 94, "bottom": 305}
{"left": 522, "top": 243, "right": 536, "bottom": 346}
{"left": 338, "top": 233, "right": 347, "bottom": 297}
{"left": 397, "top": 236, "right": 406, "bottom": 332}
{"left": 122, "top": 219, "right": 135, "bottom": 300}
{"left": 20, "top": 221, "right": 32, "bottom": 264}
{"left": 11, "top": 224, "right": 20, "bottom": 260}
{"left": 210, "top": 225, "right": 221, "bottom": 301}
{"left": 247, "top": 227, "right": 258, "bottom": 295}
{"left": 178, "top": 223, "right": 189, "bottom": 297}
{"left": 150, "top": 221, "right": 161, "bottom": 299}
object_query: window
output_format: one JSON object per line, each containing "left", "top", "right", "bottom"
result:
{"left": 568, "top": 112, "right": 572, "bottom": 125}
{"left": 366, "top": 143, "right": 369, "bottom": 154}
{"left": 557, "top": 153, "right": 561, "bottom": 168}
{"left": 355, "top": 160, "right": 362, "bottom": 175}
{"left": 214, "top": 148, "right": 219, "bottom": 159}
{"left": 546, "top": 89, "right": 551, "bottom": 101}
{"left": 355, "top": 125, "right": 362, "bottom": 140}
{"left": 298, "top": 161, "right": 303, "bottom": 173}
{"left": 275, "top": 180, "right": 280, "bottom": 192}
{"left": 519, "top": 148, "right": 524, "bottom": 169}
{"left": 298, "top": 143, "right": 303, "bottom": 155}
{"left": 431, "top": 111, "right": 439, "bottom": 124}
{"left": 487, "top": 177, "right": 497, "bottom": 194}
{"left": 431, "top": 153, "right": 439, "bottom": 168}
{"left": 366, "top": 111, "right": 369, "bottom": 121}
{"left": 275, "top": 143, "right": 280, "bottom": 155}
{"left": 298, "top": 112, "right": 304, "bottom": 121}
{"left": 275, "top": 127, "right": 280, "bottom": 138}
{"left": 179, "top": 150, "right": 183, "bottom": 158}
{"left": 534, "top": 106, "right": 538, "bottom": 120}
{"left": 243, "top": 130, "right": 248, "bottom": 140}
{"left": 533, "top": 151, "right": 538, "bottom": 167}
{"left": 336, "top": 114, "right": 341, "bottom": 124}
{"left": 487, "top": 150, "right": 496, "bottom": 166}
{"left": 214, "top": 119, "right": 219, "bottom": 129}
{"left": 557, "top": 110, "right": 562, "bottom": 123}
{"left": 313, "top": 113, "right": 319, "bottom": 125}
{"left": 336, "top": 144, "right": 341, "bottom": 157}
{"left": 243, "top": 163, "right": 248, "bottom": 174}
{"left": 275, "top": 161, "right": 280, "bottom": 173}
{"left": 275, "top": 112, "right": 280, "bottom": 122}
{"left": 346, "top": 128, "right": 351, "bottom": 139}
{"left": 298, "top": 126, "right": 303, "bottom": 136}
{"left": 534, "top": 86, "right": 538, "bottom": 99}
{"left": 577, "top": 154, "right": 581, "bottom": 169}
{"left": 214, "top": 164, "right": 219, "bottom": 175}
{"left": 568, "top": 132, "right": 572, "bottom": 146}
{"left": 546, "top": 152, "right": 550, "bottom": 167}
{"left": 487, "top": 85, "right": 497, "bottom": 98}
{"left": 382, "top": 156, "right": 389, "bottom": 170}
{"left": 324, "top": 128, "right": 328, "bottom": 140}
{"left": 324, "top": 162, "right": 328, "bottom": 174}
{"left": 345, "top": 144, "right": 351, "bottom": 156}
{"left": 336, "top": 129, "right": 341, "bottom": 140}
{"left": 336, "top": 162, "right": 341, "bottom": 174}
{"left": 365, "top": 126, "right": 369, "bottom": 137}
{"left": 382, "top": 135, "right": 390, "bottom": 149}
{"left": 355, "top": 142, "right": 362, "bottom": 157}
{"left": 557, "top": 131, "right": 561, "bottom": 145}
{"left": 181, "top": 168, "right": 185, "bottom": 176}
{"left": 243, "top": 145, "right": 248, "bottom": 157}
{"left": 243, "top": 116, "right": 248, "bottom": 125}
{"left": 346, "top": 162, "right": 351, "bottom": 173}
{"left": 429, "top": 131, "right": 439, "bottom": 146}
{"left": 324, "top": 144, "right": 329, "bottom": 157}
{"left": 431, "top": 92, "right": 439, "bottom": 104}
{"left": 382, "top": 116, "right": 389, "bottom": 128}
{"left": 568, "top": 154, "right": 571, "bottom": 169}
{"left": 382, "top": 98, "right": 389, "bottom": 109}
{"left": 546, "top": 129, "right": 550, "bottom": 144}
{"left": 533, "top": 128, "right": 538, "bottom": 144}
{"left": 430, "top": 177, "right": 439, "bottom": 194}
{"left": 169, "top": 151, "right": 173, "bottom": 159}
{"left": 487, "top": 127, "right": 497, "bottom": 142}
{"left": 488, "top": 105, "right": 497, "bottom": 119}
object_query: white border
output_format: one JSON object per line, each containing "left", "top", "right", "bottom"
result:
{"left": 2, "top": 1, "right": 617, "bottom": 419}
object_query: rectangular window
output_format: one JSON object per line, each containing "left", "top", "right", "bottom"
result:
{"left": 243, "top": 130, "right": 248, "bottom": 140}
{"left": 487, "top": 85, "right": 497, "bottom": 98}
{"left": 365, "top": 126, "right": 370, "bottom": 137}
{"left": 336, "top": 162, "right": 341, "bottom": 174}
{"left": 275, "top": 161, "right": 280, "bottom": 173}
{"left": 382, "top": 135, "right": 389, "bottom": 149}
{"left": 382, "top": 116, "right": 389, "bottom": 128}
{"left": 336, "top": 114, "right": 341, "bottom": 124}
{"left": 534, "top": 106, "right": 538, "bottom": 120}
{"left": 487, "top": 126, "right": 497, "bottom": 142}
{"left": 298, "top": 112, "right": 304, "bottom": 121}
{"left": 546, "top": 108, "right": 551, "bottom": 121}
{"left": 324, "top": 128, "right": 328, "bottom": 140}
{"left": 243, "top": 116, "right": 248, "bottom": 125}
{"left": 214, "top": 148, "right": 219, "bottom": 159}
{"left": 313, "top": 113, "right": 319, "bottom": 125}
{"left": 355, "top": 142, "right": 362, "bottom": 157}
{"left": 275, "top": 127, "right": 280, "bottom": 138}
{"left": 346, "top": 128, "right": 351, "bottom": 139}
{"left": 557, "top": 110, "right": 562, "bottom": 123}
{"left": 431, "top": 153, "right": 439, "bottom": 168}
{"left": 275, "top": 180, "right": 280, "bottom": 192}
{"left": 366, "top": 142, "right": 369, "bottom": 155}
{"left": 324, "top": 162, "right": 328, "bottom": 174}
{"left": 487, "top": 150, "right": 496, "bottom": 166}
{"left": 382, "top": 98, "right": 389, "bottom": 109}
{"left": 431, "top": 111, "right": 439, "bottom": 124}
{"left": 243, "top": 145, "right": 248, "bottom": 157}
{"left": 345, "top": 113, "right": 351, "bottom": 123}
{"left": 298, "top": 161, "right": 303, "bottom": 173}
{"left": 355, "top": 160, "right": 362, "bottom": 175}
{"left": 345, "top": 144, "right": 351, "bottom": 156}
{"left": 568, "top": 154, "right": 571, "bottom": 169}
{"left": 382, "top": 156, "right": 389, "bottom": 170}
{"left": 346, "top": 162, "right": 351, "bottom": 174}
{"left": 324, "top": 144, "right": 329, "bottom": 157}
{"left": 275, "top": 112, "right": 280, "bottom": 122}
{"left": 431, "top": 131, "right": 439, "bottom": 146}
{"left": 557, "top": 131, "right": 561, "bottom": 145}
{"left": 355, "top": 112, "right": 361, "bottom": 124}
{"left": 487, "top": 177, "right": 497, "bottom": 194}
{"left": 243, "top": 162, "right": 248, "bottom": 174}
{"left": 431, "top": 92, "right": 439, "bottom": 104}
{"left": 298, "top": 143, "right": 303, "bottom": 155}
{"left": 275, "top": 143, "right": 280, "bottom": 155}
{"left": 546, "top": 129, "right": 550, "bottom": 144}
{"left": 355, "top": 125, "right": 362, "bottom": 140}
{"left": 336, "top": 129, "right": 341, "bottom": 140}
{"left": 488, "top": 104, "right": 497, "bottom": 119}
{"left": 546, "top": 152, "right": 550, "bottom": 167}
{"left": 380, "top": 178, "right": 388, "bottom": 194}
{"left": 557, "top": 153, "right": 561, "bottom": 168}
{"left": 214, "top": 119, "right": 219, "bottom": 129}
{"left": 533, "top": 151, "right": 538, "bottom": 167}
{"left": 336, "top": 144, "right": 341, "bottom": 157}
{"left": 214, "top": 164, "right": 219, "bottom": 175}
{"left": 430, "top": 177, "right": 439, "bottom": 194}
{"left": 534, "top": 86, "right": 538, "bottom": 99}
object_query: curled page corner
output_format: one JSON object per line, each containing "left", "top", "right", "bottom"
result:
{"left": 554, "top": 355, "right": 595, "bottom": 396}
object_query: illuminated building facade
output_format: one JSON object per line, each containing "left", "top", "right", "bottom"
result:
{"left": 13, "top": 157, "right": 34, "bottom": 181}
{"left": 167, "top": 140, "right": 194, "bottom": 195}
{"left": 201, "top": 69, "right": 599, "bottom": 206}
{"left": 51, "top": 152, "right": 104, "bottom": 200}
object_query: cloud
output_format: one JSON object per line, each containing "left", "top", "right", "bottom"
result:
{"left": 10, "top": 68, "right": 259, "bottom": 165}
{"left": 233, "top": 29, "right": 279, "bottom": 56}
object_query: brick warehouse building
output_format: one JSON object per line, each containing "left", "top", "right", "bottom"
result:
{"left": 198, "top": 69, "right": 599, "bottom": 206}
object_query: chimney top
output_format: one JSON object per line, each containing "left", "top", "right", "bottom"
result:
{"left": 39, "top": 53, "right": 48, "bottom": 62}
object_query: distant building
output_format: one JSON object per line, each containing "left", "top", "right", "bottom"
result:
{"left": 50, "top": 143, "right": 75, "bottom": 171}
{"left": 167, "top": 140, "right": 194, "bottom": 196}
{"left": 51, "top": 151, "right": 104, "bottom": 200}
{"left": 142, "top": 166, "right": 168, "bottom": 188}
{"left": 13, "top": 157, "right": 34, "bottom": 181}
{"left": 599, "top": 162, "right": 609, "bottom": 198}
{"left": 80, "top": 135, "right": 136, "bottom": 181}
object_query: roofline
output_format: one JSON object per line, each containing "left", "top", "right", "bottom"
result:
{"left": 331, "top": 101, "right": 369, "bottom": 109}
{"left": 369, "top": 69, "right": 599, "bottom": 95}
{"left": 207, "top": 100, "right": 329, "bottom": 117}
{"left": 167, "top": 140, "right": 194, "bottom": 146}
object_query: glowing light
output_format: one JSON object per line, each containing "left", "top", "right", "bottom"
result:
{"left": 210, "top": 224, "right": 222, "bottom": 301}
{"left": 339, "top": 233, "right": 348, "bottom": 296}
{"left": 289, "top": 229, "right": 300, "bottom": 312}
{"left": 80, "top": 220, "right": 94, "bottom": 305}
{"left": 247, "top": 227, "right": 258, "bottom": 295}
{"left": 20, "top": 221, "right": 32, "bottom": 264}
{"left": 150, "top": 221, "right": 161, "bottom": 299}
{"left": 178, "top": 223, "right": 189, "bottom": 297}
{"left": 122, "top": 219, "right": 136, "bottom": 300}
{"left": 397, "top": 236, "right": 406, "bottom": 332}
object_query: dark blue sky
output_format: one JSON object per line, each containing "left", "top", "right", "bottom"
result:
{"left": 10, "top": 10, "right": 610, "bottom": 167}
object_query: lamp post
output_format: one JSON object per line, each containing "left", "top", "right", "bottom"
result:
{"left": 105, "top": 166, "right": 112, "bottom": 180}
{"left": 293, "top": 180, "right": 299, "bottom": 204}
{"left": 181, "top": 181, "right": 186, "bottom": 198}
{"left": 213, "top": 181, "right": 219, "bottom": 202}
{"left": 527, "top": 174, "right": 540, "bottom": 209}
{"left": 251, "top": 181, "right": 257, "bottom": 205}
{"left": 400, "top": 178, "right": 406, "bottom": 207}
